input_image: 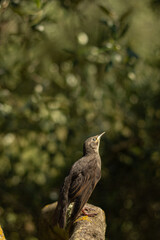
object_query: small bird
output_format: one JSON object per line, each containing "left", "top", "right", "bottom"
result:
{"left": 55, "top": 132, "right": 105, "bottom": 228}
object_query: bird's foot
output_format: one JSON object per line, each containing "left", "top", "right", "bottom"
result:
{"left": 81, "top": 206, "right": 98, "bottom": 217}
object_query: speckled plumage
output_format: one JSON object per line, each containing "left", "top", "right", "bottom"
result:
{"left": 55, "top": 133, "right": 105, "bottom": 228}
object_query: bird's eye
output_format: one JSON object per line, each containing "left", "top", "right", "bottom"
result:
{"left": 93, "top": 138, "right": 97, "bottom": 141}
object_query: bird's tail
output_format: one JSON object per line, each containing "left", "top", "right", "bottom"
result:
{"left": 54, "top": 175, "right": 71, "bottom": 228}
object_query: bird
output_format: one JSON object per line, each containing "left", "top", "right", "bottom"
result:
{"left": 54, "top": 132, "right": 105, "bottom": 228}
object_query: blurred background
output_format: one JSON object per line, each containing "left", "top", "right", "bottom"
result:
{"left": 0, "top": 0, "right": 160, "bottom": 239}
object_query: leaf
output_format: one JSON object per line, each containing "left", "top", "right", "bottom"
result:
{"left": 119, "top": 23, "right": 129, "bottom": 38}
{"left": 127, "top": 47, "right": 139, "bottom": 59}
{"left": 30, "top": 10, "right": 43, "bottom": 26}
{"left": 119, "top": 8, "right": 132, "bottom": 24}
{"left": 98, "top": 5, "right": 112, "bottom": 17}
{"left": 99, "top": 19, "right": 108, "bottom": 26}
{"left": 118, "top": 9, "right": 132, "bottom": 38}
{"left": 34, "top": 0, "right": 42, "bottom": 9}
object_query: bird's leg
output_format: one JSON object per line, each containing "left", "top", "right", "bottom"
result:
{"left": 81, "top": 206, "right": 98, "bottom": 217}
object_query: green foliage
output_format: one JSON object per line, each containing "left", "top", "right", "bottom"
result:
{"left": 0, "top": 0, "right": 160, "bottom": 240}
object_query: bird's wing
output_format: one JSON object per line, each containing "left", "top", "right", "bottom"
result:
{"left": 68, "top": 157, "right": 96, "bottom": 200}
{"left": 70, "top": 169, "right": 97, "bottom": 222}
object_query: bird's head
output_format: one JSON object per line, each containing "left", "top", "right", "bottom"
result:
{"left": 83, "top": 132, "right": 105, "bottom": 155}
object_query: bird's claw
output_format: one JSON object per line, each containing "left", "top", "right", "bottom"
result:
{"left": 81, "top": 207, "right": 98, "bottom": 217}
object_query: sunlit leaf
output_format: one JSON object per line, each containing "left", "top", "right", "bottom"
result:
{"left": 34, "top": 0, "right": 42, "bottom": 9}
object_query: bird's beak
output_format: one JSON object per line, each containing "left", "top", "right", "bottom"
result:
{"left": 97, "top": 132, "right": 105, "bottom": 140}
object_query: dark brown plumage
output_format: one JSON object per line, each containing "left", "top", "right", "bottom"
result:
{"left": 55, "top": 132, "right": 105, "bottom": 228}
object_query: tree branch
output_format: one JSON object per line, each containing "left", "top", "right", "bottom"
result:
{"left": 39, "top": 202, "right": 106, "bottom": 240}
